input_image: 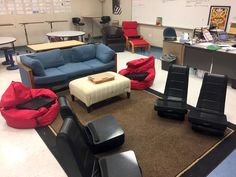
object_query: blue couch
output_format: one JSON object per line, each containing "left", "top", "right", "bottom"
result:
{"left": 18, "top": 43, "right": 117, "bottom": 88}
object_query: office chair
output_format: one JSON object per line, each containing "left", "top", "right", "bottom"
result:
{"left": 72, "top": 17, "right": 85, "bottom": 31}
{"left": 163, "top": 27, "right": 177, "bottom": 41}
{"left": 188, "top": 73, "right": 228, "bottom": 136}
{"left": 100, "top": 16, "right": 111, "bottom": 25}
{"left": 56, "top": 118, "right": 142, "bottom": 177}
{"left": 58, "top": 96, "right": 125, "bottom": 153}
{"left": 154, "top": 64, "right": 189, "bottom": 120}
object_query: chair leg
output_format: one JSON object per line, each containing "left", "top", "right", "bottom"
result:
{"left": 147, "top": 45, "right": 151, "bottom": 53}
{"left": 131, "top": 43, "right": 135, "bottom": 53}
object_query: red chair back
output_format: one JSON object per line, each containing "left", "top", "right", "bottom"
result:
{"left": 122, "top": 21, "right": 139, "bottom": 37}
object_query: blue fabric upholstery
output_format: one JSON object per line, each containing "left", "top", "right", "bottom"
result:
{"left": 72, "top": 44, "right": 96, "bottom": 62}
{"left": 30, "top": 49, "right": 64, "bottom": 69}
{"left": 83, "top": 59, "right": 115, "bottom": 73}
{"left": 57, "top": 63, "right": 92, "bottom": 78}
{"left": 61, "top": 48, "right": 72, "bottom": 63}
{"left": 34, "top": 68, "right": 67, "bottom": 85}
{"left": 96, "top": 44, "right": 115, "bottom": 63}
{"left": 21, "top": 56, "right": 45, "bottom": 76}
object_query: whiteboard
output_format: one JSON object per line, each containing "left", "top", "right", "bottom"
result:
{"left": 132, "top": 0, "right": 236, "bottom": 29}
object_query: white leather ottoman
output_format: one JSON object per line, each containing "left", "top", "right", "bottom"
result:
{"left": 69, "top": 71, "right": 131, "bottom": 112}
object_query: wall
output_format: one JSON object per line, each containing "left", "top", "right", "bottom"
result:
{"left": 103, "top": 0, "right": 193, "bottom": 48}
{"left": 0, "top": 0, "right": 102, "bottom": 46}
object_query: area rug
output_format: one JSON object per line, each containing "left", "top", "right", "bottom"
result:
{"left": 50, "top": 90, "right": 234, "bottom": 177}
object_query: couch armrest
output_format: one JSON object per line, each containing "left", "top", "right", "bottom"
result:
{"left": 112, "top": 53, "right": 117, "bottom": 72}
{"left": 16, "top": 58, "right": 36, "bottom": 88}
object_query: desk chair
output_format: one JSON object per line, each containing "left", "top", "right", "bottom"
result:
{"left": 154, "top": 64, "right": 189, "bottom": 120}
{"left": 72, "top": 17, "right": 85, "bottom": 31}
{"left": 188, "top": 73, "right": 228, "bottom": 136}
{"left": 57, "top": 118, "right": 142, "bottom": 177}
{"left": 100, "top": 16, "right": 111, "bottom": 26}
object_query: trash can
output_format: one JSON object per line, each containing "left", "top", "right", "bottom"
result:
{"left": 160, "top": 54, "right": 176, "bottom": 71}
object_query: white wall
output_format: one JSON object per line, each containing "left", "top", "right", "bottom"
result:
{"left": 0, "top": 0, "right": 102, "bottom": 46}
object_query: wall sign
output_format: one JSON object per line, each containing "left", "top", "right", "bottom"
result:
{"left": 113, "top": 0, "right": 122, "bottom": 15}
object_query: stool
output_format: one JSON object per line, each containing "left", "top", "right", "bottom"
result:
{"left": 69, "top": 71, "right": 131, "bottom": 112}
{"left": 2, "top": 48, "right": 18, "bottom": 70}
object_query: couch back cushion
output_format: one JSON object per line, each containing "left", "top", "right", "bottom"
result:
{"left": 30, "top": 49, "right": 64, "bottom": 69}
{"left": 61, "top": 48, "right": 72, "bottom": 63}
{"left": 96, "top": 44, "right": 115, "bottom": 63}
{"left": 21, "top": 56, "right": 46, "bottom": 76}
{"left": 72, "top": 44, "right": 96, "bottom": 62}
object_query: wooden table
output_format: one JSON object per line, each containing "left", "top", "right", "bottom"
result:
{"left": 27, "top": 40, "right": 85, "bottom": 52}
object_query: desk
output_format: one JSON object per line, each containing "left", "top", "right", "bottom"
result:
{"left": 163, "top": 40, "right": 236, "bottom": 85}
{"left": 46, "top": 31, "right": 85, "bottom": 41}
{"left": 27, "top": 40, "right": 85, "bottom": 52}
{"left": 19, "top": 22, "right": 44, "bottom": 45}
{"left": 45, "top": 20, "right": 68, "bottom": 32}
{"left": 0, "top": 37, "right": 17, "bottom": 70}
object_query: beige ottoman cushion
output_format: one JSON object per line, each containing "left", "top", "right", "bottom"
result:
{"left": 69, "top": 71, "right": 131, "bottom": 107}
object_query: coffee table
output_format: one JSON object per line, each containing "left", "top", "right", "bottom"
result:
{"left": 69, "top": 71, "right": 131, "bottom": 112}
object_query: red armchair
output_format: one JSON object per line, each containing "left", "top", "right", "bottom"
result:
{"left": 119, "top": 56, "right": 155, "bottom": 90}
{"left": 122, "top": 21, "right": 150, "bottom": 53}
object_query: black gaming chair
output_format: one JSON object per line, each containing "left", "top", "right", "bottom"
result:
{"left": 59, "top": 96, "right": 124, "bottom": 153}
{"left": 154, "top": 64, "right": 189, "bottom": 120}
{"left": 72, "top": 17, "right": 85, "bottom": 30}
{"left": 163, "top": 27, "right": 177, "bottom": 41}
{"left": 188, "top": 73, "right": 228, "bottom": 136}
{"left": 57, "top": 118, "right": 142, "bottom": 177}
{"left": 100, "top": 16, "right": 111, "bottom": 25}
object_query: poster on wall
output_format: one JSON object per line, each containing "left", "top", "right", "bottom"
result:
{"left": 208, "top": 6, "right": 231, "bottom": 31}
{"left": 113, "top": 0, "right": 122, "bottom": 15}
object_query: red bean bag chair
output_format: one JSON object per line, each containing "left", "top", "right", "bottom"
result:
{"left": 119, "top": 56, "right": 156, "bottom": 90}
{"left": 0, "top": 82, "right": 59, "bottom": 129}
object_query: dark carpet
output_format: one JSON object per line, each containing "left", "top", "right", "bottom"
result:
{"left": 50, "top": 90, "right": 233, "bottom": 177}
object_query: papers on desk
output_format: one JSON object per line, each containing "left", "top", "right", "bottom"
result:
{"left": 197, "top": 42, "right": 214, "bottom": 47}
{"left": 221, "top": 46, "right": 236, "bottom": 52}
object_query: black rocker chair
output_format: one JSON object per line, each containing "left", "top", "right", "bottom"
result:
{"left": 188, "top": 73, "right": 228, "bottom": 136}
{"left": 56, "top": 118, "right": 142, "bottom": 177}
{"left": 58, "top": 96, "right": 124, "bottom": 153}
{"left": 100, "top": 16, "right": 111, "bottom": 25}
{"left": 154, "top": 64, "right": 189, "bottom": 120}
{"left": 72, "top": 17, "right": 85, "bottom": 31}
{"left": 163, "top": 27, "right": 177, "bottom": 41}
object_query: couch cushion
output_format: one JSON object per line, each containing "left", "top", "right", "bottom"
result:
{"left": 57, "top": 62, "right": 92, "bottom": 78}
{"left": 61, "top": 48, "right": 72, "bottom": 63}
{"left": 96, "top": 44, "right": 115, "bottom": 63}
{"left": 83, "top": 59, "right": 115, "bottom": 73}
{"left": 34, "top": 68, "right": 67, "bottom": 85}
{"left": 30, "top": 49, "right": 64, "bottom": 69}
{"left": 72, "top": 44, "right": 96, "bottom": 62}
{"left": 20, "top": 56, "right": 45, "bottom": 76}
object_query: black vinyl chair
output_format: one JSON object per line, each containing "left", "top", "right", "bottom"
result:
{"left": 163, "top": 27, "right": 177, "bottom": 41}
{"left": 57, "top": 118, "right": 142, "bottom": 177}
{"left": 188, "top": 73, "right": 228, "bottom": 136}
{"left": 72, "top": 17, "right": 85, "bottom": 31}
{"left": 59, "top": 96, "right": 124, "bottom": 153}
{"left": 154, "top": 64, "right": 189, "bottom": 120}
{"left": 101, "top": 26, "right": 126, "bottom": 52}
{"left": 100, "top": 16, "right": 111, "bottom": 25}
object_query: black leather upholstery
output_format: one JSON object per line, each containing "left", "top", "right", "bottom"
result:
{"left": 154, "top": 64, "right": 189, "bottom": 120}
{"left": 163, "top": 27, "right": 177, "bottom": 41}
{"left": 102, "top": 26, "right": 125, "bottom": 52}
{"left": 100, "top": 16, "right": 111, "bottom": 24}
{"left": 57, "top": 118, "right": 142, "bottom": 177}
{"left": 59, "top": 96, "right": 125, "bottom": 153}
{"left": 188, "top": 73, "right": 228, "bottom": 136}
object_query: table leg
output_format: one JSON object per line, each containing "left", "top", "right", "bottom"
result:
{"left": 22, "top": 24, "right": 29, "bottom": 45}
